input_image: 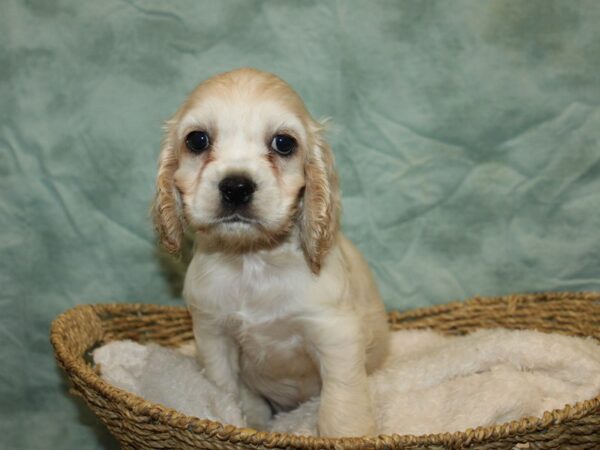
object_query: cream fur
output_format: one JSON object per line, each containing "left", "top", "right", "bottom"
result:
{"left": 94, "top": 328, "right": 600, "bottom": 436}
{"left": 152, "top": 68, "right": 390, "bottom": 436}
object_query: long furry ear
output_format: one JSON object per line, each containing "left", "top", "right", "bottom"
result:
{"left": 151, "top": 119, "right": 183, "bottom": 254}
{"left": 300, "top": 121, "right": 341, "bottom": 274}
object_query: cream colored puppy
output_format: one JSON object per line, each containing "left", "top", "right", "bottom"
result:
{"left": 153, "top": 68, "right": 389, "bottom": 437}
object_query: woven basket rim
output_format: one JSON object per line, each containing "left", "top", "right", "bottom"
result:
{"left": 50, "top": 291, "right": 600, "bottom": 449}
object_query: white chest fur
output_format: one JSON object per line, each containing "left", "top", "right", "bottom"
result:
{"left": 184, "top": 242, "right": 312, "bottom": 319}
{"left": 183, "top": 242, "right": 323, "bottom": 409}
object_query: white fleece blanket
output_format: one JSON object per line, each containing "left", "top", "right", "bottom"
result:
{"left": 93, "top": 329, "right": 600, "bottom": 436}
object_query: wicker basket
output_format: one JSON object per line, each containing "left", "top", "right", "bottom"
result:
{"left": 50, "top": 291, "right": 600, "bottom": 450}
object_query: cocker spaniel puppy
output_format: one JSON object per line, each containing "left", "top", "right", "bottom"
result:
{"left": 153, "top": 68, "right": 389, "bottom": 437}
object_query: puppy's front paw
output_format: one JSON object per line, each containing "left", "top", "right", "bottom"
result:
{"left": 240, "top": 383, "right": 272, "bottom": 430}
{"left": 208, "top": 387, "right": 244, "bottom": 428}
{"left": 317, "top": 407, "right": 376, "bottom": 437}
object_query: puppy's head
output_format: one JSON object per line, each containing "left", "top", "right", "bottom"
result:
{"left": 152, "top": 68, "right": 340, "bottom": 273}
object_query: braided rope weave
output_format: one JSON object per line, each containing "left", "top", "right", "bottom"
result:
{"left": 50, "top": 292, "right": 600, "bottom": 449}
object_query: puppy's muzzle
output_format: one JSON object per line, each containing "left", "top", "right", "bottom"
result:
{"left": 219, "top": 175, "right": 256, "bottom": 207}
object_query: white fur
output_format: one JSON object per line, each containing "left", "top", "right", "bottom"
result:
{"left": 94, "top": 328, "right": 600, "bottom": 436}
{"left": 94, "top": 341, "right": 244, "bottom": 425}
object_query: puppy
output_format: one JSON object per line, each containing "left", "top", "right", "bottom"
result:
{"left": 152, "top": 68, "right": 389, "bottom": 437}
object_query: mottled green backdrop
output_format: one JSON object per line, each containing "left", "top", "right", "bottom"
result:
{"left": 2, "top": 1, "right": 600, "bottom": 448}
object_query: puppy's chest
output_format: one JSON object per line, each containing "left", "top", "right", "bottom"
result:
{"left": 187, "top": 251, "right": 311, "bottom": 327}
{"left": 186, "top": 251, "right": 323, "bottom": 407}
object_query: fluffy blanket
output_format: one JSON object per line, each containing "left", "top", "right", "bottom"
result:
{"left": 93, "top": 328, "right": 600, "bottom": 436}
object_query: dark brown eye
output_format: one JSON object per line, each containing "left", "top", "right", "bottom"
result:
{"left": 270, "top": 134, "right": 296, "bottom": 156}
{"left": 185, "top": 131, "right": 210, "bottom": 154}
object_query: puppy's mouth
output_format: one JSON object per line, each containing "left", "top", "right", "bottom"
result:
{"left": 214, "top": 213, "right": 259, "bottom": 225}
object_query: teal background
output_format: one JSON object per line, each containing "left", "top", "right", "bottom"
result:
{"left": 2, "top": 1, "right": 600, "bottom": 448}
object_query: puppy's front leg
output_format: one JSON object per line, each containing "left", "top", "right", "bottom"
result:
{"left": 305, "top": 313, "right": 376, "bottom": 437}
{"left": 191, "top": 318, "right": 245, "bottom": 426}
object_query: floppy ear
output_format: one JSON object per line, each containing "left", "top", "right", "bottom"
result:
{"left": 151, "top": 119, "right": 184, "bottom": 254}
{"left": 300, "top": 121, "right": 341, "bottom": 274}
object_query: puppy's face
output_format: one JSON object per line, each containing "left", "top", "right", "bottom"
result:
{"left": 154, "top": 68, "right": 340, "bottom": 271}
{"left": 173, "top": 73, "right": 309, "bottom": 249}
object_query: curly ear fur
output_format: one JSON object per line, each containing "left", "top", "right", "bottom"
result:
{"left": 300, "top": 122, "right": 341, "bottom": 274}
{"left": 152, "top": 119, "right": 184, "bottom": 254}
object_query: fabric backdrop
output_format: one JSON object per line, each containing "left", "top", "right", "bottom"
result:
{"left": 2, "top": 1, "right": 600, "bottom": 448}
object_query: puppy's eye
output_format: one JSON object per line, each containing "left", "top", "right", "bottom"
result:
{"left": 185, "top": 131, "right": 210, "bottom": 154}
{"left": 270, "top": 134, "right": 297, "bottom": 156}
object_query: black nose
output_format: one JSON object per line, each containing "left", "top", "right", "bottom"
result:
{"left": 219, "top": 176, "right": 256, "bottom": 206}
